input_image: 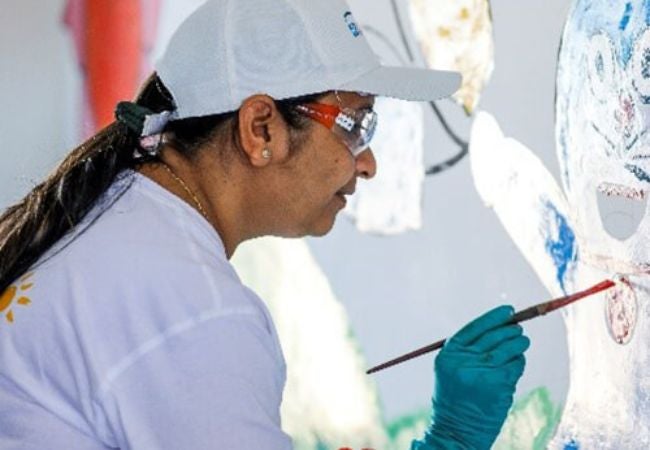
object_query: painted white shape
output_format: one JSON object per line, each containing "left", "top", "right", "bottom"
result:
{"left": 470, "top": 111, "right": 570, "bottom": 297}
{"left": 344, "top": 97, "right": 425, "bottom": 235}
{"left": 408, "top": 0, "right": 494, "bottom": 112}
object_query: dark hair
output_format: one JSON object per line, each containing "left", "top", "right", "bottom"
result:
{"left": 0, "top": 73, "right": 325, "bottom": 295}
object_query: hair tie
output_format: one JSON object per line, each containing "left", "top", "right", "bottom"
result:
{"left": 115, "top": 102, "right": 152, "bottom": 135}
{"left": 115, "top": 102, "right": 176, "bottom": 137}
{"left": 115, "top": 102, "right": 178, "bottom": 158}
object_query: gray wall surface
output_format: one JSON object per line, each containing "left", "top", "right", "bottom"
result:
{"left": 1, "top": 0, "right": 572, "bottom": 421}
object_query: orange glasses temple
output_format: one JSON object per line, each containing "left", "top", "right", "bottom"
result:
{"left": 296, "top": 103, "right": 342, "bottom": 129}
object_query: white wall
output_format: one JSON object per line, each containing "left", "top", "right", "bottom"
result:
{"left": 0, "top": 0, "right": 572, "bottom": 421}
{"left": 0, "top": 0, "right": 80, "bottom": 206}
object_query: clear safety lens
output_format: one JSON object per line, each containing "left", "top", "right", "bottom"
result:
{"left": 334, "top": 109, "right": 378, "bottom": 156}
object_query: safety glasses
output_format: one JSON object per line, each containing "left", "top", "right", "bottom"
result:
{"left": 295, "top": 101, "right": 378, "bottom": 157}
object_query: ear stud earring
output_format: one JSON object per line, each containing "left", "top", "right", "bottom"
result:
{"left": 262, "top": 148, "right": 272, "bottom": 159}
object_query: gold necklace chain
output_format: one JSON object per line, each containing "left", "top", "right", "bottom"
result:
{"left": 160, "top": 163, "right": 209, "bottom": 221}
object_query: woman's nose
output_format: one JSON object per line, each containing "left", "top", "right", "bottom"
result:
{"left": 355, "top": 147, "right": 377, "bottom": 179}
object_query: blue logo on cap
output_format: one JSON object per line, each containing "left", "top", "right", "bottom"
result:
{"left": 344, "top": 11, "right": 362, "bottom": 37}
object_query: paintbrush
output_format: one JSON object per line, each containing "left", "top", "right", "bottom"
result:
{"left": 366, "top": 279, "right": 616, "bottom": 375}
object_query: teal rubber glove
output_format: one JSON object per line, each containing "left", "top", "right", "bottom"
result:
{"left": 412, "top": 305, "right": 530, "bottom": 450}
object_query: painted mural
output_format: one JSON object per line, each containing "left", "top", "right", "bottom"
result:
{"left": 471, "top": 1, "right": 650, "bottom": 447}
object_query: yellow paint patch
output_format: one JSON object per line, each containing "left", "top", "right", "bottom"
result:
{"left": 438, "top": 27, "right": 452, "bottom": 38}
{"left": 0, "top": 274, "right": 35, "bottom": 325}
{"left": 0, "top": 286, "right": 17, "bottom": 312}
{"left": 460, "top": 7, "right": 470, "bottom": 20}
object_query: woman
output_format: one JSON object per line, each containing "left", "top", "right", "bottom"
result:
{"left": 0, "top": 0, "right": 530, "bottom": 449}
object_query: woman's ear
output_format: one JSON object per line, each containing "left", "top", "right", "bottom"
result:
{"left": 238, "top": 95, "right": 291, "bottom": 167}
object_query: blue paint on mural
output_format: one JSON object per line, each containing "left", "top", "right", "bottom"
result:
{"left": 620, "top": 2, "right": 633, "bottom": 30}
{"left": 544, "top": 201, "right": 577, "bottom": 293}
{"left": 621, "top": 37, "right": 634, "bottom": 65}
{"left": 620, "top": 14, "right": 635, "bottom": 65}
{"left": 625, "top": 163, "right": 650, "bottom": 183}
{"left": 564, "top": 439, "right": 580, "bottom": 450}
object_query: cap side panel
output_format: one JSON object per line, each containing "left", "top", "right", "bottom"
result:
{"left": 293, "top": 0, "right": 378, "bottom": 73}
{"left": 156, "top": 0, "right": 228, "bottom": 119}
{"left": 230, "top": 1, "right": 324, "bottom": 107}
{"left": 286, "top": 0, "right": 329, "bottom": 81}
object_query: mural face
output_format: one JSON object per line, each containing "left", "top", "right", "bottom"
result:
{"left": 554, "top": 1, "right": 650, "bottom": 447}
{"left": 470, "top": 2, "right": 650, "bottom": 447}
{"left": 557, "top": 0, "right": 650, "bottom": 276}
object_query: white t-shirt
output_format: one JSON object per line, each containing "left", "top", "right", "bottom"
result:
{"left": 0, "top": 170, "right": 293, "bottom": 450}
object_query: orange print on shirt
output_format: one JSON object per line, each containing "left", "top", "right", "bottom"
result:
{"left": 0, "top": 272, "right": 34, "bottom": 324}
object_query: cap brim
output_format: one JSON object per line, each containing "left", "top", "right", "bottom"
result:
{"left": 339, "top": 66, "right": 461, "bottom": 102}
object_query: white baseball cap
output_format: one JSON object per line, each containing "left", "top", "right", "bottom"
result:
{"left": 156, "top": 0, "right": 461, "bottom": 120}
